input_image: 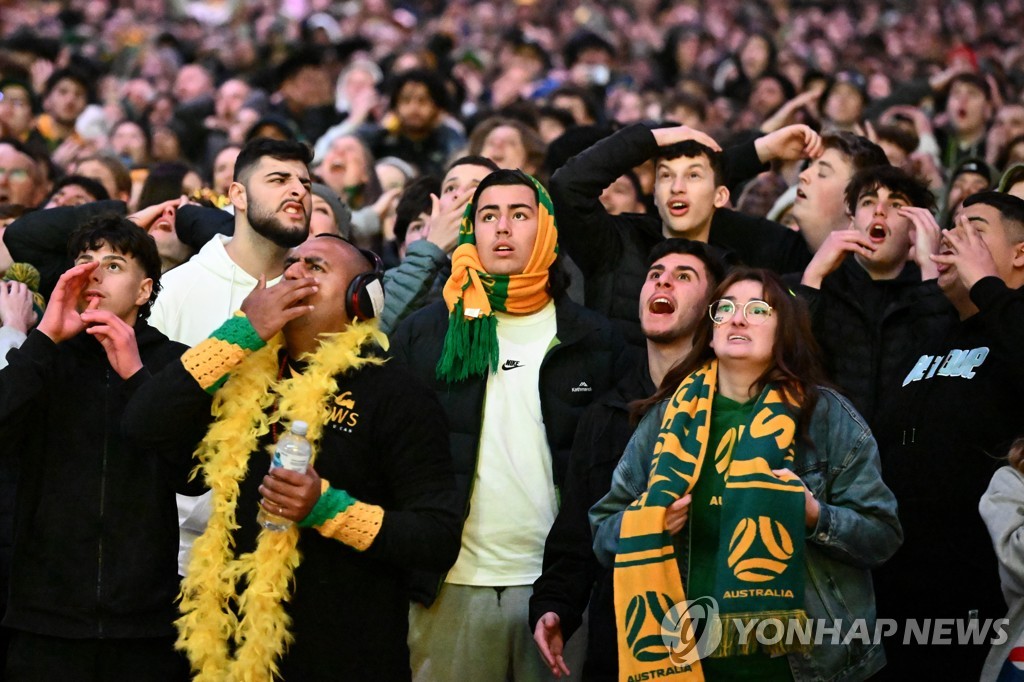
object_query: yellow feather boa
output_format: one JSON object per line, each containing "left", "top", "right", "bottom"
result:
{"left": 177, "top": 321, "right": 387, "bottom": 682}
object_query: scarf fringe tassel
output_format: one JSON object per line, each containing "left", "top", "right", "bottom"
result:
{"left": 435, "top": 300, "right": 498, "bottom": 382}
{"left": 711, "top": 610, "right": 813, "bottom": 658}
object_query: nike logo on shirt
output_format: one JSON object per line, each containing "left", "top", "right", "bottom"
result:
{"left": 502, "top": 359, "right": 524, "bottom": 371}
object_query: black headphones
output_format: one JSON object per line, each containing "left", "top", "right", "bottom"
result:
{"left": 346, "top": 247, "right": 385, "bottom": 321}
{"left": 312, "top": 234, "right": 385, "bottom": 321}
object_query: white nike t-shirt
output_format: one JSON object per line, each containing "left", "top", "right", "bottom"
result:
{"left": 446, "top": 301, "right": 559, "bottom": 586}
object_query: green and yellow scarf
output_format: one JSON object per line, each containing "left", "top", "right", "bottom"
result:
{"left": 613, "top": 360, "right": 808, "bottom": 681}
{"left": 435, "top": 173, "right": 558, "bottom": 382}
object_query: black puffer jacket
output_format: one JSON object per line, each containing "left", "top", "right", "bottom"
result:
{"left": 550, "top": 123, "right": 812, "bottom": 346}
{"left": 796, "top": 259, "right": 957, "bottom": 428}
{"left": 390, "top": 299, "right": 624, "bottom": 605}
{"left": 0, "top": 324, "right": 188, "bottom": 638}
{"left": 528, "top": 354, "right": 653, "bottom": 682}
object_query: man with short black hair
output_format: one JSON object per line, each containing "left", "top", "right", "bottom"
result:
{"left": 0, "top": 215, "right": 188, "bottom": 681}
{"left": 43, "top": 175, "right": 109, "bottom": 208}
{"left": 27, "top": 67, "right": 91, "bottom": 153}
{"left": 530, "top": 238, "right": 726, "bottom": 680}
{"left": 268, "top": 50, "right": 339, "bottom": 145}
{"left": 150, "top": 137, "right": 313, "bottom": 346}
{"left": 874, "top": 191, "right": 1024, "bottom": 677}
{"left": 148, "top": 136, "right": 314, "bottom": 577}
{"left": 936, "top": 73, "right": 993, "bottom": 170}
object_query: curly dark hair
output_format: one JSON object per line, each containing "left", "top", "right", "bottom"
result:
{"left": 67, "top": 214, "right": 162, "bottom": 321}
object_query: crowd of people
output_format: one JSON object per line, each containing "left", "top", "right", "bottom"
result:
{"left": 0, "top": 0, "right": 1023, "bottom": 680}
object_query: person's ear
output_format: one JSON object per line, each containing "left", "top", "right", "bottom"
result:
{"left": 713, "top": 185, "right": 730, "bottom": 209}
{"left": 135, "top": 277, "right": 153, "bottom": 308}
{"left": 229, "top": 181, "right": 247, "bottom": 213}
{"left": 1012, "top": 240, "right": 1024, "bottom": 270}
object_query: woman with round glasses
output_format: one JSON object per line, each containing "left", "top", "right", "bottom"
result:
{"left": 591, "top": 268, "right": 901, "bottom": 681}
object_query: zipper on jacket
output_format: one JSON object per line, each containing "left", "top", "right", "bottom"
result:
{"left": 96, "top": 368, "right": 110, "bottom": 637}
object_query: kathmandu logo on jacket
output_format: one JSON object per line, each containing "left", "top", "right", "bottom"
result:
{"left": 571, "top": 381, "right": 592, "bottom": 393}
{"left": 502, "top": 359, "right": 524, "bottom": 371}
{"left": 902, "top": 346, "right": 990, "bottom": 386}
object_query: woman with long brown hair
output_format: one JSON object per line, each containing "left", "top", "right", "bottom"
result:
{"left": 591, "top": 268, "right": 902, "bottom": 681}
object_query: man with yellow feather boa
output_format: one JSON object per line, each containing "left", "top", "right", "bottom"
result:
{"left": 124, "top": 233, "right": 462, "bottom": 681}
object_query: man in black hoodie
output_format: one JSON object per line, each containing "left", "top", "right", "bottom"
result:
{"left": 0, "top": 215, "right": 188, "bottom": 681}
{"left": 872, "top": 192, "right": 1024, "bottom": 678}
{"left": 795, "top": 165, "right": 957, "bottom": 428}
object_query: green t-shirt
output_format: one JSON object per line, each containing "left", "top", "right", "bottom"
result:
{"left": 687, "top": 393, "right": 793, "bottom": 681}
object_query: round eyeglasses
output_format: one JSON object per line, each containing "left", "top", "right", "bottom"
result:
{"left": 708, "top": 299, "right": 774, "bottom": 326}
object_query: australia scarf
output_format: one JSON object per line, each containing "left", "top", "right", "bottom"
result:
{"left": 613, "top": 360, "right": 808, "bottom": 681}
{"left": 435, "top": 173, "right": 558, "bottom": 382}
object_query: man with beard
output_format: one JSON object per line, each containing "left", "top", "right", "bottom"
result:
{"left": 146, "top": 137, "right": 312, "bottom": 578}
{"left": 149, "top": 137, "right": 312, "bottom": 347}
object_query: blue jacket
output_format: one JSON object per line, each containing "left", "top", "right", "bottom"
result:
{"left": 590, "top": 387, "right": 902, "bottom": 682}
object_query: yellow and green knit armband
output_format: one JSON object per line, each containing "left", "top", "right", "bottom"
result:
{"left": 299, "top": 485, "right": 356, "bottom": 527}
{"left": 181, "top": 313, "right": 267, "bottom": 394}
{"left": 300, "top": 479, "right": 384, "bottom": 551}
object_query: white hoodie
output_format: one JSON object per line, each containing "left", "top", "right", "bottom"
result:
{"left": 149, "top": 234, "right": 282, "bottom": 575}
{"left": 150, "top": 234, "right": 282, "bottom": 346}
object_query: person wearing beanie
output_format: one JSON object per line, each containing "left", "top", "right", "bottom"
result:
{"left": 391, "top": 169, "right": 622, "bottom": 680}
{"left": 999, "top": 163, "right": 1024, "bottom": 198}
{"left": 309, "top": 183, "right": 352, "bottom": 239}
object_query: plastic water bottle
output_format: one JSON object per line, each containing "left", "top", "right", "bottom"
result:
{"left": 257, "top": 421, "right": 312, "bottom": 531}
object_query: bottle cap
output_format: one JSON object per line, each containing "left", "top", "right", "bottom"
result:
{"left": 291, "top": 420, "right": 309, "bottom": 436}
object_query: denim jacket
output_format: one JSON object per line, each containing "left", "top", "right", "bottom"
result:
{"left": 590, "top": 387, "right": 903, "bottom": 682}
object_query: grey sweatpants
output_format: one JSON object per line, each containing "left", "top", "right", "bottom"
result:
{"left": 409, "top": 583, "right": 587, "bottom": 681}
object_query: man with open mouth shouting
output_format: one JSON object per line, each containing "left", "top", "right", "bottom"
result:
{"left": 794, "top": 164, "right": 957, "bottom": 428}
{"left": 871, "top": 192, "right": 1024, "bottom": 678}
